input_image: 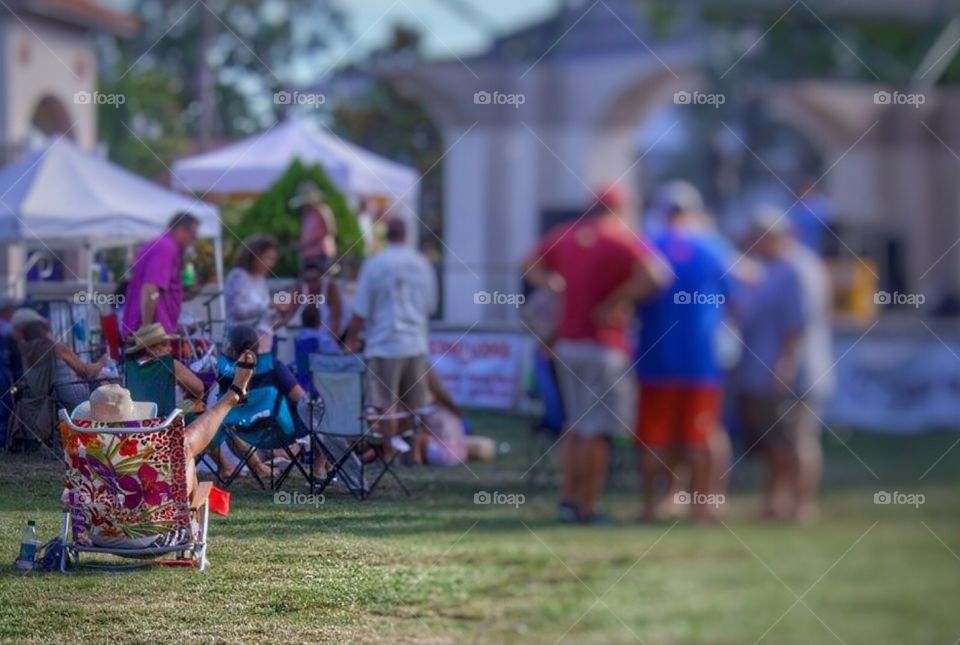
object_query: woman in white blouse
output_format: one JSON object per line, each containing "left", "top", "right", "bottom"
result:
{"left": 223, "top": 234, "right": 297, "bottom": 352}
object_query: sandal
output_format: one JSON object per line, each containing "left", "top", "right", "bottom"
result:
{"left": 229, "top": 350, "right": 256, "bottom": 404}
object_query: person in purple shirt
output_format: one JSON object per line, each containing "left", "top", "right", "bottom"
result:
{"left": 122, "top": 212, "right": 199, "bottom": 336}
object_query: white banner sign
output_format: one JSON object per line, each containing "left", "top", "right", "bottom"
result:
{"left": 824, "top": 333, "right": 960, "bottom": 433}
{"left": 429, "top": 332, "right": 529, "bottom": 409}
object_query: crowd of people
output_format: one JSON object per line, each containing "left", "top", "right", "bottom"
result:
{"left": 2, "top": 175, "right": 832, "bottom": 526}
{"left": 0, "top": 179, "right": 483, "bottom": 480}
{"left": 524, "top": 181, "right": 834, "bottom": 525}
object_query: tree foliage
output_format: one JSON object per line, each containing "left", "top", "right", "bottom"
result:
{"left": 97, "top": 0, "right": 347, "bottom": 176}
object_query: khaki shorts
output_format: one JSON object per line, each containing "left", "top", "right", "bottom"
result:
{"left": 554, "top": 340, "right": 635, "bottom": 438}
{"left": 738, "top": 393, "right": 820, "bottom": 451}
{"left": 366, "top": 355, "right": 429, "bottom": 412}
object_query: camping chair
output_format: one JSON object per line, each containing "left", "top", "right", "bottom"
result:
{"left": 213, "top": 352, "right": 324, "bottom": 489}
{"left": 124, "top": 354, "right": 178, "bottom": 417}
{"left": 309, "top": 353, "right": 418, "bottom": 500}
{"left": 6, "top": 338, "right": 101, "bottom": 452}
{"left": 57, "top": 407, "right": 212, "bottom": 572}
{"left": 6, "top": 339, "right": 57, "bottom": 451}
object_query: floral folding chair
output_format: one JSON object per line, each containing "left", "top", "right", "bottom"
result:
{"left": 58, "top": 407, "right": 212, "bottom": 572}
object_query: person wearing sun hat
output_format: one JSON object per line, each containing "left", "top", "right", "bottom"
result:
{"left": 74, "top": 383, "right": 157, "bottom": 422}
{"left": 126, "top": 322, "right": 205, "bottom": 401}
{"left": 10, "top": 307, "right": 46, "bottom": 339}
{"left": 76, "top": 350, "right": 256, "bottom": 500}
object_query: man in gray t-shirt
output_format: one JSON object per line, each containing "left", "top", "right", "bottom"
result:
{"left": 346, "top": 219, "right": 438, "bottom": 452}
{"left": 736, "top": 207, "right": 831, "bottom": 521}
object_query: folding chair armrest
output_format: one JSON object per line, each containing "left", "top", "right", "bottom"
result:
{"left": 191, "top": 481, "right": 214, "bottom": 510}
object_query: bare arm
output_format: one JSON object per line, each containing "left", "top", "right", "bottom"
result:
{"left": 140, "top": 283, "right": 160, "bottom": 326}
{"left": 326, "top": 280, "right": 343, "bottom": 338}
{"left": 345, "top": 314, "right": 364, "bottom": 354}
{"left": 55, "top": 343, "right": 105, "bottom": 379}
{"left": 521, "top": 251, "right": 564, "bottom": 293}
{"left": 174, "top": 359, "right": 206, "bottom": 399}
{"left": 593, "top": 254, "right": 673, "bottom": 325}
{"left": 427, "top": 369, "right": 461, "bottom": 417}
{"left": 773, "top": 330, "right": 803, "bottom": 392}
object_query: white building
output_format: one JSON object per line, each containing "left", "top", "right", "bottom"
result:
{"left": 0, "top": 0, "right": 135, "bottom": 294}
{"left": 363, "top": 0, "right": 960, "bottom": 323}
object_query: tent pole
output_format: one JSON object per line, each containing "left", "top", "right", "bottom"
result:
{"left": 213, "top": 236, "right": 225, "bottom": 332}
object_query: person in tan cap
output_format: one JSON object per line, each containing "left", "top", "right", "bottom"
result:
{"left": 76, "top": 349, "right": 256, "bottom": 500}
{"left": 127, "top": 323, "right": 205, "bottom": 400}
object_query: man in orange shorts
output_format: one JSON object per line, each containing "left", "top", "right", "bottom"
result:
{"left": 634, "top": 182, "right": 736, "bottom": 522}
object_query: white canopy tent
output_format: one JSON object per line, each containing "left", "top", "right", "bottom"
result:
{"left": 0, "top": 138, "right": 224, "bottom": 298}
{"left": 171, "top": 118, "right": 421, "bottom": 238}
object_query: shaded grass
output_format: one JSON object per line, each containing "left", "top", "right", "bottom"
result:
{"left": 1, "top": 411, "right": 959, "bottom": 644}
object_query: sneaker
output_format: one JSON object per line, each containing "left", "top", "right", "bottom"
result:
{"left": 390, "top": 436, "right": 411, "bottom": 453}
{"left": 558, "top": 501, "right": 578, "bottom": 523}
{"left": 577, "top": 511, "right": 615, "bottom": 526}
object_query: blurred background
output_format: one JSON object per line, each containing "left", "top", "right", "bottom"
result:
{"left": 3, "top": 0, "right": 958, "bottom": 430}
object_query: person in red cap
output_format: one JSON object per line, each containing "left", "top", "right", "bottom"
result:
{"left": 523, "top": 184, "right": 670, "bottom": 523}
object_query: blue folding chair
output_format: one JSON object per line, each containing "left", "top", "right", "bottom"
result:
{"left": 215, "top": 353, "right": 324, "bottom": 489}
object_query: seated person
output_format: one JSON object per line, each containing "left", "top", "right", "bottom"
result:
{"left": 218, "top": 325, "right": 323, "bottom": 478}
{"left": 19, "top": 319, "right": 107, "bottom": 411}
{"left": 298, "top": 260, "right": 344, "bottom": 347}
{"left": 412, "top": 369, "right": 467, "bottom": 467}
{"left": 76, "top": 356, "right": 254, "bottom": 505}
{"left": 126, "top": 323, "right": 206, "bottom": 403}
{"left": 296, "top": 304, "right": 342, "bottom": 355}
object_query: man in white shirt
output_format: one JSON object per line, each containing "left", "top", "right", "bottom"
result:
{"left": 346, "top": 219, "right": 438, "bottom": 441}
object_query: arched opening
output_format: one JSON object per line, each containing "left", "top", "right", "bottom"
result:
{"left": 28, "top": 95, "right": 75, "bottom": 146}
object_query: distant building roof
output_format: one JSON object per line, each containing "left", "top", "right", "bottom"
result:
{"left": 465, "top": 0, "right": 951, "bottom": 65}
{"left": 473, "top": 0, "right": 682, "bottom": 64}
{"left": 6, "top": 0, "right": 137, "bottom": 37}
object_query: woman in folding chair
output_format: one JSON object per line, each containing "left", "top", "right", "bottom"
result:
{"left": 126, "top": 323, "right": 206, "bottom": 408}
{"left": 126, "top": 323, "right": 280, "bottom": 483}
{"left": 19, "top": 318, "right": 109, "bottom": 411}
{"left": 82, "top": 355, "right": 254, "bottom": 501}
{"left": 214, "top": 325, "right": 324, "bottom": 488}
{"left": 58, "top": 357, "right": 254, "bottom": 569}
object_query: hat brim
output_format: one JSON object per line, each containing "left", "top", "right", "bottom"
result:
{"left": 126, "top": 333, "right": 180, "bottom": 354}
{"left": 73, "top": 400, "right": 158, "bottom": 422}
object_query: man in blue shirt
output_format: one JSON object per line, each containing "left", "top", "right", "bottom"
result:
{"left": 635, "top": 182, "right": 736, "bottom": 522}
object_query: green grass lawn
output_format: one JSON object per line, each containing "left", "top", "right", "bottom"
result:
{"left": 1, "top": 412, "right": 959, "bottom": 644}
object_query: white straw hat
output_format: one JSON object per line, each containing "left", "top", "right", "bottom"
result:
{"left": 74, "top": 384, "right": 156, "bottom": 422}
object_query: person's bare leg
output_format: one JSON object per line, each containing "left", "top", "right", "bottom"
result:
{"left": 709, "top": 429, "right": 733, "bottom": 499}
{"left": 686, "top": 444, "right": 712, "bottom": 522}
{"left": 184, "top": 350, "right": 255, "bottom": 498}
{"left": 225, "top": 436, "right": 272, "bottom": 479}
{"left": 640, "top": 445, "right": 670, "bottom": 521}
{"left": 654, "top": 448, "right": 688, "bottom": 519}
{"left": 793, "top": 418, "right": 822, "bottom": 522}
{"left": 579, "top": 435, "right": 609, "bottom": 518}
{"left": 763, "top": 446, "right": 794, "bottom": 519}
{"left": 559, "top": 431, "right": 578, "bottom": 505}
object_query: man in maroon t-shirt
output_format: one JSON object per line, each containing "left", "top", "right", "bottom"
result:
{"left": 523, "top": 185, "right": 669, "bottom": 523}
